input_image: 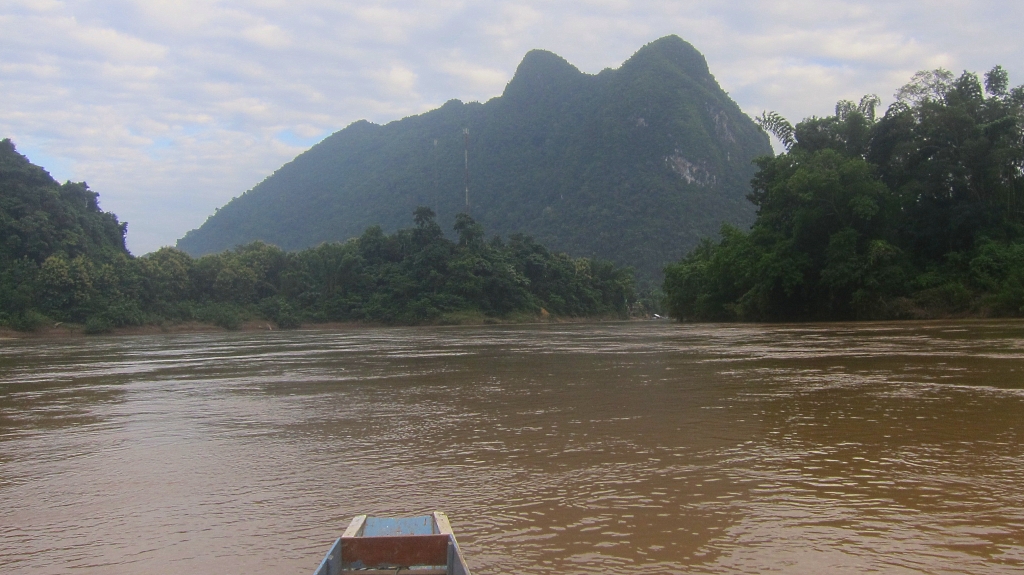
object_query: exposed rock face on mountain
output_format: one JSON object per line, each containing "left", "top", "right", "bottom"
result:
{"left": 177, "top": 36, "right": 772, "bottom": 280}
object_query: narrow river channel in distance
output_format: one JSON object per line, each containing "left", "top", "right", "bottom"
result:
{"left": 1, "top": 320, "right": 1023, "bottom": 574}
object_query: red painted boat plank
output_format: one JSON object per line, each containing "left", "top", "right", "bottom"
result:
{"left": 341, "top": 534, "right": 449, "bottom": 568}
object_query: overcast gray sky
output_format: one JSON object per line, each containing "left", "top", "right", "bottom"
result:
{"left": 2, "top": 0, "right": 1021, "bottom": 255}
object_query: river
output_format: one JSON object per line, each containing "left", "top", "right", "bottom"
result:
{"left": 1, "top": 320, "right": 1022, "bottom": 574}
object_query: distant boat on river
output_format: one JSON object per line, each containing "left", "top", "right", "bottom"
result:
{"left": 312, "top": 512, "right": 472, "bottom": 575}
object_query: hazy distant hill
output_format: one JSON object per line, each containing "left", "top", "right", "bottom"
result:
{"left": 177, "top": 36, "right": 772, "bottom": 279}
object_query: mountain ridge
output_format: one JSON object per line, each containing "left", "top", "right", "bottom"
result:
{"left": 177, "top": 35, "right": 772, "bottom": 279}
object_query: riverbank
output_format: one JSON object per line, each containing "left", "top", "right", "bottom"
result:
{"left": 0, "top": 311, "right": 640, "bottom": 339}
{"left": 0, "top": 320, "right": 247, "bottom": 339}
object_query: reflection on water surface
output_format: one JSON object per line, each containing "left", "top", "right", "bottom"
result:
{"left": 1, "top": 321, "right": 1023, "bottom": 574}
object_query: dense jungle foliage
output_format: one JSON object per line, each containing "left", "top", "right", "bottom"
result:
{"left": 0, "top": 140, "right": 635, "bottom": 333}
{"left": 177, "top": 36, "right": 771, "bottom": 281}
{"left": 665, "top": 67, "right": 1024, "bottom": 321}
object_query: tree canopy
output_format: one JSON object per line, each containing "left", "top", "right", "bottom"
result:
{"left": 0, "top": 138, "right": 128, "bottom": 265}
{"left": 665, "top": 67, "right": 1024, "bottom": 321}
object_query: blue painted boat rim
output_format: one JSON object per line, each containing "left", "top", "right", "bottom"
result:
{"left": 363, "top": 515, "right": 437, "bottom": 536}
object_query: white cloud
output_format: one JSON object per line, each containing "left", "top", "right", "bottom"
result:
{"left": 0, "top": 0, "right": 1021, "bottom": 254}
{"left": 375, "top": 64, "right": 419, "bottom": 98}
{"left": 69, "top": 21, "right": 168, "bottom": 61}
{"left": 240, "top": 23, "right": 291, "bottom": 49}
{"left": 434, "top": 54, "right": 509, "bottom": 95}
{"left": 7, "top": 0, "right": 64, "bottom": 12}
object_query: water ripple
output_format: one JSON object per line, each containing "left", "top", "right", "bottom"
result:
{"left": 1, "top": 320, "right": 1022, "bottom": 574}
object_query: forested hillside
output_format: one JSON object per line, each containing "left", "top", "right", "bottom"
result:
{"left": 0, "top": 138, "right": 135, "bottom": 329}
{"left": 0, "top": 138, "right": 128, "bottom": 264}
{"left": 0, "top": 140, "right": 635, "bottom": 332}
{"left": 665, "top": 67, "right": 1024, "bottom": 321}
{"left": 177, "top": 36, "right": 772, "bottom": 280}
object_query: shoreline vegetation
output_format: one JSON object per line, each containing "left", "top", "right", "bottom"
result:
{"left": 0, "top": 139, "right": 641, "bottom": 335}
{"left": 665, "top": 66, "right": 1024, "bottom": 322}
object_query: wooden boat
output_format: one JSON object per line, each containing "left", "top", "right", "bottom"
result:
{"left": 312, "top": 511, "right": 472, "bottom": 575}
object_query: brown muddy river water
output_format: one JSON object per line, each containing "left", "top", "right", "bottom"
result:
{"left": 1, "top": 321, "right": 1023, "bottom": 574}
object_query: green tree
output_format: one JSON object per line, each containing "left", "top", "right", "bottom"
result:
{"left": 666, "top": 65, "right": 1024, "bottom": 321}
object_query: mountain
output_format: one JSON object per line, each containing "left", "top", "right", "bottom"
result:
{"left": 176, "top": 36, "right": 772, "bottom": 279}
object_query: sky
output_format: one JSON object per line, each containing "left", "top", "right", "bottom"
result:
{"left": 2, "top": 0, "right": 1022, "bottom": 255}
